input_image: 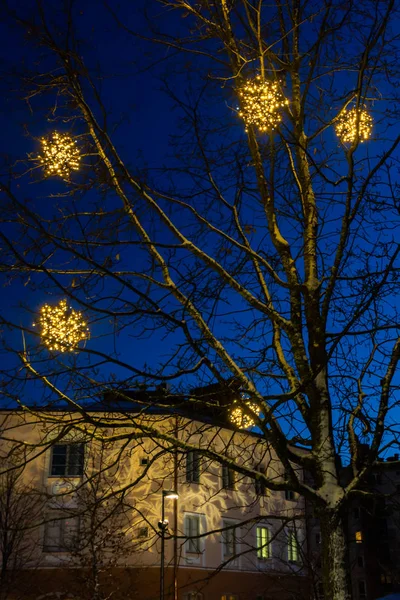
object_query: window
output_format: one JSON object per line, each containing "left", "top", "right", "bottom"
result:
{"left": 138, "top": 526, "right": 149, "bottom": 538}
{"left": 358, "top": 580, "right": 366, "bottom": 600}
{"left": 222, "top": 520, "right": 237, "bottom": 559}
{"left": 43, "top": 514, "right": 79, "bottom": 552}
{"left": 357, "top": 555, "right": 364, "bottom": 568}
{"left": 184, "top": 593, "right": 203, "bottom": 600}
{"left": 184, "top": 514, "right": 201, "bottom": 553}
{"left": 315, "top": 532, "right": 321, "bottom": 545}
{"left": 355, "top": 531, "right": 363, "bottom": 544}
{"left": 285, "top": 490, "right": 295, "bottom": 501}
{"left": 256, "top": 526, "right": 271, "bottom": 560}
{"left": 221, "top": 595, "right": 238, "bottom": 600}
{"left": 254, "top": 468, "right": 267, "bottom": 496}
{"left": 222, "top": 465, "right": 235, "bottom": 490}
{"left": 140, "top": 457, "right": 149, "bottom": 466}
{"left": 50, "top": 444, "right": 84, "bottom": 477}
{"left": 317, "top": 582, "right": 324, "bottom": 600}
{"left": 287, "top": 530, "right": 299, "bottom": 562}
{"left": 379, "top": 519, "right": 388, "bottom": 536}
{"left": 186, "top": 451, "right": 201, "bottom": 484}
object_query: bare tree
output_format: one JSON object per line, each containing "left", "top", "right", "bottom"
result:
{"left": 60, "top": 444, "right": 138, "bottom": 600}
{"left": 0, "top": 465, "right": 43, "bottom": 599}
{"left": 1, "top": 1, "right": 400, "bottom": 599}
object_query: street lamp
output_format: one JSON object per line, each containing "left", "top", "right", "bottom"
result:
{"left": 159, "top": 490, "right": 179, "bottom": 600}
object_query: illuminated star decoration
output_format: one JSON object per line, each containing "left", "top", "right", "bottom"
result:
{"left": 229, "top": 398, "right": 260, "bottom": 429}
{"left": 335, "top": 106, "right": 373, "bottom": 144}
{"left": 34, "top": 299, "right": 89, "bottom": 353}
{"left": 38, "top": 132, "right": 81, "bottom": 178}
{"left": 238, "top": 76, "right": 289, "bottom": 133}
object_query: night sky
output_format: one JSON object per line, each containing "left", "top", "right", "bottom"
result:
{"left": 0, "top": 0, "right": 399, "bottom": 457}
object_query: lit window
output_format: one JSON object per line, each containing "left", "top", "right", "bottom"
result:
{"left": 221, "top": 595, "right": 238, "bottom": 600}
{"left": 186, "top": 451, "right": 201, "bottom": 484}
{"left": 50, "top": 444, "right": 84, "bottom": 477}
{"left": 222, "top": 520, "right": 237, "bottom": 559}
{"left": 256, "top": 526, "right": 271, "bottom": 560}
{"left": 288, "top": 530, "right": 299, "bottom": 562}
{"left": 222, "top": 465, "right": 235, "bottom": 490}
{"left": 184, "top": 593, "right": 203, "bottom": 600}
{"left": 355, "top": 531, "right": 363, "bottom": 544}
{"left": 184, "top": 514, "right": 201, "bottom": 553}
{"left": 43, "top": 514, "right": 79, "bottom": 552}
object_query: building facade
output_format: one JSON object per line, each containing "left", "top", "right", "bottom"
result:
{"left": 0, "top": 405, "right": 309, "bottom": 600}
{"left": 306, "top": 451, "right": 400, "bottom": 600}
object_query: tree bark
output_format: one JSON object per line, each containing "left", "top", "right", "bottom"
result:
{"left": 319, "top": 508, "right": 352, "bottom": 600}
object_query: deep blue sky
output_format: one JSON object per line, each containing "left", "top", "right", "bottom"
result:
{"left": 0, "top": 0, "right": 399, "bottom": 459}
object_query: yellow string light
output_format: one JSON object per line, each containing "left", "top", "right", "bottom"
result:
{"left": 238, "top": 76, "right": 289, "bottom": 133}
{"left": 229, "top": 399, "right": 260, "bottom": 429}
{"left": 38, "top": 132, "right": 81, "bottom": 178}
{"left": 335, "top": 106, "right": 372, "bottom": 144}
{"left": 33, "top": 299, "right": 89, "bottom": 353}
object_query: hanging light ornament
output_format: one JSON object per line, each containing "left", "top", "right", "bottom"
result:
{"left": 229, "top": 397, "right": 260, "bottom": 429}
{"left": 238, "top": 76, "right": 289, "bottom": 133}
{"left": 38, "top": 132, "right": 81, "bottom": 178}
{"left": 34, "top": 299, "right": 89, "bottom": 352}
{"left": 335, "top": 106, "right": 372, "bottom": 144}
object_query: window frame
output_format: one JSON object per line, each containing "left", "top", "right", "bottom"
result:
{"left": 222, "top": 519, "right": 239, "bottom": 563}
{"left": 254, "top": 467, "right": 268, "bottom": 496}
{"left": 184, "top": 513, "right": 202, "bottom": 554}
{"left": 186, "top": 451, "right": 201, "bottom": 484}
{"left": 256, "top": 526, "right": 271, "bottom": 560}
{"left": 222, "top": 464, "right": 235, "bottom": 490}
{"left": 358, "top": 580, "right": 366, "bottom": 600}
{"left": 285, "top": 490, "right": 296, "bottom": 501}
{"left": 184, "top": 593, "right": 203, "bottom": 600}
{"left": 43, "top": 513, "right": 80, "bottom": 552}
{"left": 287, "top": 530, "right": 300, "bottom": 563}
{"left": 49, "top": 443, "right": 84, "bottom": 477}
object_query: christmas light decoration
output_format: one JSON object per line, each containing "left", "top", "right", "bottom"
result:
{"left": 335, "top": 106, "right": 372, "bottom": 144}
{"left": 229, "top": 398, "right": 259, "bottom": 429}
{"left": 34, "top": 299, "right": 89, "bottom": 352}
{"left": 238, "top": 76, "right": 289, "bottom": 133}
{"left": 38, "top": 132, "right": 81, "bottom": 177}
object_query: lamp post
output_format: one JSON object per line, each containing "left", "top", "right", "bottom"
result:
{"left": 159, "top": 490, "right": 179, "bottom": 600}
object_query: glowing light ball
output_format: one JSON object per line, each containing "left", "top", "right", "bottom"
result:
{"left": 238, "top": 76, "right": 289, "bottom": 133}
{"left": 335, "top": 107, "right": 372, "bottom": 144}
{"left": 229, "top": 399, "right": 259, "bottom": 429}
{"left": 38, "top": 132, "right": 81, "bottom": 177}
{"left": 34, "top": 299, "right": 89, "bottom": 352}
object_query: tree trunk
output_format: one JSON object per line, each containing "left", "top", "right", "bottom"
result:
{"left": 319, "top": 508, "right": 352, "bottom": 600}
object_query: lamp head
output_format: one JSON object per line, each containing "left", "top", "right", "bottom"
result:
{"left": 163, "top": 490, "right": 179, "bottom": 500}
{"left": 158, "top": 518, "right": 169, "bottom": 530}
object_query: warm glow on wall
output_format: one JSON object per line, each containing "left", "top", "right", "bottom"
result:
{"left": 34, "top": 299, "right": 89, "bottom": 352}
{"left": 229, "top": 399, "right": 259, "bottom": 429}
{"left": 38, "top": 132, "right": 81, "bottom": 177}
{"left": 335, "top": 106, "right": 372, "bottom": 144}
{"left": 238, "top": 76, "right": 289, "bottom": 133}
